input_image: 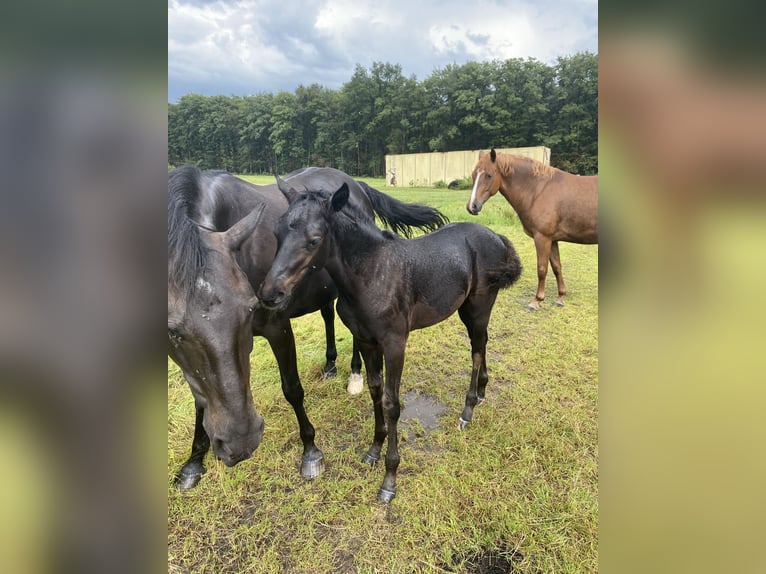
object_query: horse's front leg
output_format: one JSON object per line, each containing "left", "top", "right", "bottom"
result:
{"left": 549, "top": 240, "right": 567, "bottom": 306}
{"left": 378, "top": 341, "right": 406, "bottom": 503}
{"left": 265, "top": 322, "right": 324, "bottom": 479}
{"left": 530, "top": 234, "right": 553, "bottom": 310}
{"left": 359, "top": 341, "right": 385, "bottom": 465}
{"left": 175, "top": 403, "right": 210, "bottom": 490}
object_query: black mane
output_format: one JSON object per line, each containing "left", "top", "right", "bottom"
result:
{"left": 335, "top": 193, "right": 395, "bottom": 241}
{"left": 168, "top": 166, "right": 209, "bottom": 299}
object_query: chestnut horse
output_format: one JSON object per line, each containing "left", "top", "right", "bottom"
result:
{"left": 467, "top": 149, "right": 598, "bottom": 309}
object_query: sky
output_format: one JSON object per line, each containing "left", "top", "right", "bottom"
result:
{"left": 168, "top": 0, "right": 598, "bottom": 102}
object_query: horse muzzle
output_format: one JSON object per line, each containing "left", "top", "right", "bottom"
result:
{"left": 212, "top": 415, "right": 264, "bottom": 467}
{"left": 466, "top": 202, "right": 482, "bottom": 215}
{"left": 257, "top": 282, "right": 290, "bottom": 311}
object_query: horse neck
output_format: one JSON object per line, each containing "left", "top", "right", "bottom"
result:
{"left": 498, "top": 158, "right": 544, "bottom": 209}
{"left": 203, "top": 173, "right": 263, "bottom": 229}
{"left": 324, "top": 215, "right": 385, "bottom": 291}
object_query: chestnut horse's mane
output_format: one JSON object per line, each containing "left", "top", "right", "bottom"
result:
{"left": 493, "top": 152, "right": 556, "bottom": 181}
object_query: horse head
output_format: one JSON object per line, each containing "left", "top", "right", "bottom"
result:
{"left": 168, "top": 204, "right": 265, "bottom": 467}
{"left": 258, "top": 177, "right": 348, "bottom": 311}
{"left": 467, "top": 148, "right": 502, "bottom": 215}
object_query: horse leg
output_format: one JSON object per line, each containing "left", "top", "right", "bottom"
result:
{"left": 175, "top": 404, "right": 210, "bottom": 490}
{"left": 347, "top": 336, "right": 364, "bottom": 395}
{"left": 265, "top": 322, "right": 324, "bottom": 479}
{"left": 550, "top": 240, "right": 567, "bottom": 306}
{"left": 529, "top": 235, "right": 553, "bottom": 310}
{"left": 457, "top": 297, "right": 494, "bottom": 430}
{"left": 319, "top": 302, "right": 338, "bottom": 378}
{"left": 378, "top": 339, "right": 406, "bottom": 503}
{"left": 321, "top": 301, "right": 364, "bottom": 393}
{"left": 360, "top": 342, "right": 386, "bottom": 466}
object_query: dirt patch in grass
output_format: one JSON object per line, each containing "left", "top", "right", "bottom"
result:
{"left": 449, "top": 544, "right": 524, "bottom": 573}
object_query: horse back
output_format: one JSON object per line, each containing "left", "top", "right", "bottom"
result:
{"left": 404, "top": 223, "right": 521, "bottom": 324}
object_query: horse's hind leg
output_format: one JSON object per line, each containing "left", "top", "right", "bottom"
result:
{"left": 550, "top": 240, "right": 567, "bottom": 306}
{"left": 265, "top": 322, "right": 324, "bottom": 479}
{"left": 457, "top": 296, "right": 496, "bottom": 430}
{"left": 319, "top": 302, "right": 338, "bottom": 378}
{"left": 347, "top": 337, "right": 364, "bottom": 395}
{"left": 320, "top": 302, "right": 363, "bottom": 393}
{"left": 175, "top": 404, "right": 210, "bottom": 490}
{"left": 530, "top": 234, "right": 553, "bottom": 310}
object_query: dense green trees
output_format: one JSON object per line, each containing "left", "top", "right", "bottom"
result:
{"left": 168, "top": 53, "right": 597, "bottom": 177}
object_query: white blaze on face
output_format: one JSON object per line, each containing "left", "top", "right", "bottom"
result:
{"left": 469, "top": 169, "right": 484, "bottom": 210}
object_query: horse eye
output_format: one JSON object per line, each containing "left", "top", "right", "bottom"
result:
{"left": 485, "top": 173, "right": 492, "bottom": 179}
{"left": 307, "top": 237, "right": 321, "bottom": 249}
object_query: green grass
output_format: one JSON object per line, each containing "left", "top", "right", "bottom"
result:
{"left": 168, "top": 183, "right": 598, "bottom": 573}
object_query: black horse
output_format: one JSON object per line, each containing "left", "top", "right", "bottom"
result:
{"left": 168, "top": 166, "right": 447, "bottom": 489}
{"left": 259, "top": 178, "right": 522, "bottom": 502}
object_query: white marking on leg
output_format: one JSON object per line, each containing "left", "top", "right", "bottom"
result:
{"left": 347, "top": 373, "right": 364, "bottom": 395}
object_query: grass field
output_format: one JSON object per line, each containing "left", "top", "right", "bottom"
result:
{"left": 168, "top": 177, "right": 598, "bottom": 573}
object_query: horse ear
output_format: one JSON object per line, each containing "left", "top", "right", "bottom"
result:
{"left": 223, "top": 203, "right": 266, "bottom": 251}
{"left": 275, "top": 173, "right": 300, "bottom": 204}
{"left": 330, "top": 183, "right": 350, "bottom": 212}
{"left": 490, "top": 149, "right": 497, "bottom": 162}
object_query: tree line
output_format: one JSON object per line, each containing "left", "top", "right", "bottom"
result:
{"left": 168, "top": 52, "right": 597, "bottom": 178}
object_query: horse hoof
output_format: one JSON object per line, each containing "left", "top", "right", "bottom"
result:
{"left": 175, "top": 472, "right": 203, "bottom": 491}
{"left": 526, "top": 303, "right": 540, "bottom": 311}
{"left": 301, "top": 455, "right": 325, "bottom": 479}
{"left": 362, "top": 452, "right": 379, "bottom": 466}
{"left": 323, "top": 364, "right": 338, "bottom": 379}
{"left": 554, "top": 300, "right": 565, "bottom": 307}
{"left": 378, "top": 488, "right": 396, "bottom": 503}
{"left": 477, "top": 396, "right": 486, "bottom": 407}
{"left": 347, "top": 373, "right": 364, "bottom": 395}
{"left": 458, "top": 417, "right": 470, "bottom": 431}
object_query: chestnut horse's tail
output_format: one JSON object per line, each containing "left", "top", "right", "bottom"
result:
{"left": 358, "top": 181, "right": 449, "bottom": 238}
{"left": 488, "top": 234, "right": 523, "bottom": 290}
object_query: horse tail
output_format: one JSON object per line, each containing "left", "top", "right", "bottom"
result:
{"left": 488, "top": 234, "right": 523, "bottom": 290}
{"left": 358, "top": 181, "right": 449, "bottom": 238}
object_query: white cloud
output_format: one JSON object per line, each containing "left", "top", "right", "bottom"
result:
{"left": 168, "top": 0, "right": 597, "bottom": 100}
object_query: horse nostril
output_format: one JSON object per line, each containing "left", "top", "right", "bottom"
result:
{"left": 258, "top": 285, "right": 284, "bottom": 307}
{"left": 267, "top": 290, "right": 285, "bottom": 305}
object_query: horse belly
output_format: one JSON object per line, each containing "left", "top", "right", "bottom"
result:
{"left": 409, "top": 280, "right": 467, "bottom": 330}
{"left": 409, "top": 303, "right": 459, "bottom": 330}
{"left": 556, "top": 187, "right": 598, "bottom": 243}
{"left": 556, "top": 215, "right": 598, "bottom": 244}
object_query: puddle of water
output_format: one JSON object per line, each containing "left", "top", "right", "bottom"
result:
{"left": 400, "top": 390, "right": 445, "bottom": 435}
